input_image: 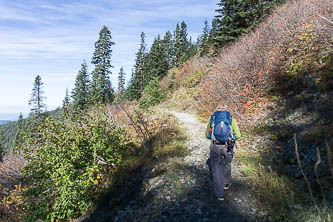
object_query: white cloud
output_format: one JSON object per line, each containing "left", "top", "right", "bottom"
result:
{"left": 0, "top": 0, "right": 219, "bottom": 113}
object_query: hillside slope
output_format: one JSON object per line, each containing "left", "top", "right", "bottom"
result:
{"left": 161, "top": 0, "right": 332, "bottom": 220}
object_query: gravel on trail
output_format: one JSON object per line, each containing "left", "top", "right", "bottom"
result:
{"left": 84, "top": 110, "right": 266, "bottom": 222}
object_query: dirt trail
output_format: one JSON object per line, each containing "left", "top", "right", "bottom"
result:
{"left": 85, "top": 110, "right": 264, "bottom": 222}
{"left": 167, "top": 110, "right": 260, "bottom": 221}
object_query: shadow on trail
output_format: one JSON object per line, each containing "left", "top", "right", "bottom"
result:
{"left": 257, "top": 52, "right": 333, "bottom": 187}
{"left": 83, "top": 155, "right": 256, "bottom": 222}
{"left": 241, "top": 52, "right": 333, "bottom": 218}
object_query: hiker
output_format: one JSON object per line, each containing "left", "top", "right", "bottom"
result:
{"left": 205, "top": 104, "right": 241, "bottom": 201}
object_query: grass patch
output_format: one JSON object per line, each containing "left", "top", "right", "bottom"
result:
{"left": 297, "top": 205, "right": 333, "bottom": 222}
{"left": 236, "top": 133, "right": 303, "bottom": 221}
{"left": 163, "top": 87, "right": 198, "bottom": 111}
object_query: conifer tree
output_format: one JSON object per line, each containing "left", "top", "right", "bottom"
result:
{"left": 187, "top": 36, "right": 199, "bottom": 58}
{"left": 14, "top": 113, "right": 24, "bottom": 148}
{"left": 178, "top": 21, "right": 191, "bottom": 64}
{"left": 145, "top": 35, "right": 168, "bottom": 82}
{"left": 134, "top": 32, "right": 147, "bottom": 93}
{"left": 208, "top": 18, "right": 218, "bottom": 44}
{"left": 174, "top": 21, "right": 192, "bottom": 66}
{"left": 139, "top": 76, "right": 165, "bottom": 108}
{"left": 0, "top": 128, "right": 4, "bottom": 161}
{"left": 163, "top": 31, "right": 175, "bottom": 67}
{"left": 174, "top": 23, "right": 182, "bottom": 66}
{"left": 199, "top": 19, "right": 210, "bottom": 55}
{"left": 72, "top": 61, "right": 90, "bottom": 110}
{"left": 214, "top": 0, "right": 280, "bottom": 49}
{"left": 126, "top": 32, "right": 148, "bottom": 100}
{"left": 28, "top": 75, "right": 46, "bottom": 117}
{"left": 180, "top": 21, "right": 190, "bottom": 52}
{"left": 62, "top": 88, "right": 70, "bottom": 113}
{"left": 118, "top": 67, "right": 125, "bottom": 93}
{"left": 89, "top": 26, "right": 115, "bottom": 104}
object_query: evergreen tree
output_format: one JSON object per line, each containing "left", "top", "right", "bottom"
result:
{"left": 89, "top": 25, "right": 115, "bottom": 104}
{"left": 199, "top": 19, "right": 210, "bottom": 56}
{"left": 187, "top": 36, "right": 199, "bottom": 58}
{"left": 145, "top": 35, "right": 169, "bottom": 82}
{"left": 180, "top": 21, "right": 190, "bottom": 52}
{"left": 178, "top": 21, "right": 191, "bottom": 64}
{"left": 0, "top": 128, "right": 4, "bottom": 161}
{"left": 125, "top": 69, "right": 139, "bottom": 100}
{"left": 174, "top": 23, "right": 182, "bottom": 66}
{"left": 63, "top": 88, "right": 70, "bottom": 108}
{"left": 72, "top": 61, "right": 90, "bottom": 110}
{"left": 134, "top": 32, "right": 147, "bottom": 93}
{"left": 125, "top": 32, "right": 147, "bottom": 100}
{"left": 174, "top": 21, "right": 192, "bottom": 66}
{"left": 208, "top": 18, "right": 218, "bottom": 44}
{"left": 118, "top": 67, "right": 125, "bottom": 93}
{"left": 14, "top": 113, "right": 24, "bottom": 148}
{"left": 18, "top": 112, "right": 23, "bottom": 124}
{"left": 214, "top": 0, "right": 281, "bottom": 49}
{"left": 139, "top": 76, "right": 165, "bottom": 108}
{"left": 163, "top": 31, "right": 175, "bottom": 67}
{"left": 28, "top": 75, "right": 46, "bottom": 117}
{"left": 62, "top": 88, "right": 70, "bottom": 114}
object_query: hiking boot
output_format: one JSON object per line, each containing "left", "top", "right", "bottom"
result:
{"left": 217, "top": 197, "right": 224, "bottom": 201}
{"left": 224, "top": 183, "right": 231, "bottom": 190}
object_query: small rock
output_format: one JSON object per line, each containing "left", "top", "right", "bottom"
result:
{"left": 258, "top": 211, "right": 268, "bottom": 217}
{"left": 291, "top": 204, "right": 303, "bottom": 210}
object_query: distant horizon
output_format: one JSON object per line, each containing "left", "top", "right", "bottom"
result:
{"left": 0, "top": 104, "right": 59, "bottom": 120}
{"left": 0, "top": 112, "right": 26, "bottom": 121}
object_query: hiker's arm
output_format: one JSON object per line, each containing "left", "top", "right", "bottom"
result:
{"left": 205, "top": 119, "right": 211, "bottom": 139}
{"left": 232, "top": 118, "right": 241, "bottom": 139}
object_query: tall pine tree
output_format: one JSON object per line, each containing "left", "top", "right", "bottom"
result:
{"left": 72, "top": 61, "right": 90, "bottom": 110}
{"left": 178, "top": 21, "right": 191, "bottom": 64}
{"left": 134, "top": 32, "right": 147, "bottom": 93}
{"left": 145, "top": 35, "right": 169, "bottom": 82}
{"left": 174, "top": 23, "right": 182, "bottom": 66}
{"left": 214, "top": 0, "right": 281, "bottom": 49}
{"left": 199, "top": 19, "right": 210, "bottom": 56}
{"left": 62, "top": 88, "right": 70, "bottom": 114}
{"left": 163, "top": 31, "right": 175, "bottom": 67}
{"left": 0, "top": 128, "right": 4, "bottom": 161}
{"left": 89, "top": 26, "right": 115, "bottom": 104}
{"left": 209, "top": 18, "right": 218, "bottom": 45}
{"left": 174, "top": 21, "right": 192, "bottom": 66}
{"left": 28, "top": 75, "right": 46, "bottom": 117}
{"left": 118, "top": 67, "right": 125, "bottom": 93}
{"left": 14, "top": 113, "right": 24, "bottom": 148}
{"left": 126, "top": 32, "right": 147, "bottom": 100}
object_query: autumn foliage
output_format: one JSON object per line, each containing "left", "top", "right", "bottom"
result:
{"left": 192, "top": 0, "right": 333, "bottom": 124}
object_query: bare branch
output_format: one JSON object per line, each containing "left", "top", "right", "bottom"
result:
{"left": 316, "top": 13, "right": 333, "bottom": 25}
{"left": 294, "top": 133, "right": 320, "bottom": 215}
{"left": 314, "top": 147, "right": 326, "bottom": 202}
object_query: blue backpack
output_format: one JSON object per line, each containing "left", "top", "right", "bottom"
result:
{"left": 209, "top": 110, "right": 232, "bottom": 143}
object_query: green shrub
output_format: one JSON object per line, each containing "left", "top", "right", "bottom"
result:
{"left": 139, "top": 77, "right": 165, "bottom": 108}
{"left": 183, "top": 71, "right": 205, "bottom": 88}
{"left": 20, "top": 110, "right": 129, "bottom": 221}
{"left": 298, "top": 205, "right": 333, "bottom": 222}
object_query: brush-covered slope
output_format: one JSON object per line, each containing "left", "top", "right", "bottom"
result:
{"left": 163, "top": 0, "right": 333, "bottom": 210}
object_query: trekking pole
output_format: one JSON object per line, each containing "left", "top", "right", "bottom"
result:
{"left": 211, "top": 116, "right": 215, "bottom": 145}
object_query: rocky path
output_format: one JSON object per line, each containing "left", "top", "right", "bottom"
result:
{"left": 85, "top": 110, "right": 263, "bottom": 222}
{"left": 164, "top": 110, "right": 260, "bottom": 221}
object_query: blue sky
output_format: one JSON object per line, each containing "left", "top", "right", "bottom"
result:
{"left": 0, "top": 0, "right": 218, "bottom": 120}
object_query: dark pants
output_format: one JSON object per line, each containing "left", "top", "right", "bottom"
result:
{"left": 210, "top": 143, "right": 234, "bottom": 198}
